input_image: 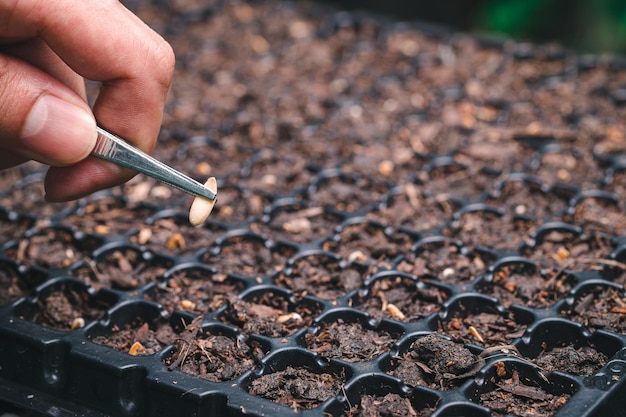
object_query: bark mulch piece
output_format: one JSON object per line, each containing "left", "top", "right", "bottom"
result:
{"left": 163, "top": 317, "right": 264, "bottom": 382}
{"left": 304, "top": 319, "right": 396, "bottom": 362}
{"left": 248, "top": 365, "right": 345, "bottom": 410}
{"left": 389, "top": 334, "right": 484, "bottom": 390}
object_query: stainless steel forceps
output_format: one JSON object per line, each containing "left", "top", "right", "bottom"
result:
{"left": 91, "top": 127, "right": 216, "bottom": 201}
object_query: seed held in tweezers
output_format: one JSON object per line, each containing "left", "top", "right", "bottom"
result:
{"left": 189, "top": 177, "right": 218, "bottom": 227}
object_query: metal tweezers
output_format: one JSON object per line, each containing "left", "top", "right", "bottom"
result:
{"left": 91, "top": 126, "right": 216, "bottom": 201}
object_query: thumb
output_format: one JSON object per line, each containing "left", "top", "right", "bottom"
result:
{"left": 0, "top": 52, "right": 97, "bottom": 168}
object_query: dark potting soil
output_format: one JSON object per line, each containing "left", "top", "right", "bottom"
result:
{"left": 3, "top": 0, "right": 626, "bottom": 415}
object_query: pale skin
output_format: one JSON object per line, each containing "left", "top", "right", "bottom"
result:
{"left": 0, "top": 0, "right": 175, "bottom": 201}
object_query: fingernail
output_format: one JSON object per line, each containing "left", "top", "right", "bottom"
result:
{"left": 22, "top": 95, "right": 97, "bottom": 166}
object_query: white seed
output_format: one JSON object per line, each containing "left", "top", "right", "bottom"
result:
{"left": 277, "top": 312, "right": 303, "bottom": 323}
{"left": 70, "top": 317, "right": 85, "bottom": 330}
{"left": 386, "top": 303, "right": 406, "bottom": 320}
{"left": 189, "top": 177, "right": 218, "bottom": 227}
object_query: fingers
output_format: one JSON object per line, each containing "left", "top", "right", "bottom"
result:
{"left": 0, "top": 0, "right": 175, "bottom": 201}
{"left": 0, "top": 47, "right": 97, "bottom": 168}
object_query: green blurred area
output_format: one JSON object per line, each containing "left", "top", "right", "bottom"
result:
{"left": 315, "top": 0, "right": 626, "bottom": 54}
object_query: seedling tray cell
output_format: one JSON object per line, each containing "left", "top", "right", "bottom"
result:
{"left": 3, "top": 0, "right": 626, "bottom": 416}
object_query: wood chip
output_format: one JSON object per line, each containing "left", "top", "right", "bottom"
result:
{"left": 189, "top": 177, "right": 218, "bottom": 227}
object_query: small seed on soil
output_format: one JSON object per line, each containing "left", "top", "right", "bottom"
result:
{"left": 180, "top": 299, "right": 196, "bottom": 311}
{"left": 189, "top": 177, "right": 218, "bottom": 227}
{"left": 71, "top": 317, "right": 85, "bottom": 330}
{"left": 468, "top": 325, "right": 485, "bottom": 342}
{"left": 167, "top": 233, "right": 186, "bottom": 249}
{"left": 128, "top": 341, "right": 144, "bottom": 356}
{"left": 386, "top": 303, "right": 406, "bottom": 320}
{"left": 277, "top": 312, "right": 303, "bottom": 323}
{"left": 137, "top": 228, "right": 152, "bottom": 244}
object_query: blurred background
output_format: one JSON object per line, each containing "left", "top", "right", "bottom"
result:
{"left": 315, "top": 0, "right": 626, "bottom": 54}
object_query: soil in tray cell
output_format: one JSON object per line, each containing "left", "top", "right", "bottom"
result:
{"left": 478, "top": 365, "right": 570, "bottom": 417}
{"left": 441, "top": 210, "right": 539, "bottom": 253}
{"left": 389, "top": 334, "right": 484, "bottom": 390}
{"left": 436, "top": 308, "right": 528, "bottom": 346}
{"left": 91, "top": 315, "right": 177, "bottom": 356}
{"left": 204, "top": 184, "right": 270, "bottom": 227}
{"left": 366, "top": 184, "right": 460, "bottom": 233}
{"left": 521, "top": 229, "right": 616, "bottom": 273}
{"left": 304, "top": 319, "right": 396, "bottom": 362}
{"left": 343, "top": 393, "right": 436, "bottom": 417}
{"left": 476, "top": 262, "right": 575, "bottom": 309}
{"left": 565, "top": 194, "right": 626, "bottom": 237}
{"left": 533, "top": 147, "right": 601, "bottom": 188}
{"left": 484, "top": 176, "right": 568, "bottom": 221}
{"left": 306, "top": 172, "right": 389, "bottom": 214}
{"left": 396, "top": 240, "right": 492, "bottom": 285}
{"left": 250, "top": 204, "right": 343, "bottom": 245}
{"left": 73, "top": 247, "right": 172, "bottom": 291}
{"left": 27, "top": 285, "right": 111, "bottom": 331}
{"left": 163, "top": 317, "right": 264, "bottom": 382}
{"left": 0, "top": 261, "right": 29, "bottom": 306}
{"left": 220, "top": 292, "right": 322, "bottom": 338}
{"left": 128, "top": 217, "right": 218, "bottom": 256}
{"left": 234, "top": 149, "right": 315, "bottom": 197}
{"left": 201, "top": 235, "right": 295, "bottom": 280}
{"left": 323, "top": 221, "right": 413, "bottom": 270}
{"left": 63, "top": 194, "right": 156, "bottom": 237}
{"left": 5, "top": 227, "right": 101, "bottom": 270}
{"left": 355, "top": 275, "right": 444, "bottom": 323}
{"left": 248, "top": 365, "right": 345, "bottom": 410}
{"left": 533, "top": 344, "right": 608, "bottom": 376}
{"left": 418, "top": 161, "right": 498, "bottom": 203}
{"left": 144, "top": 267, "right": 245, "bottom": 315}
{"left": 0, "top": 211, "right": 33, "bottom": 249}
{"left": 275, "top": 253, "right": 365, "bottom": 301}
{"left": 560, "top": 285, "right": 626, "bottom": 333}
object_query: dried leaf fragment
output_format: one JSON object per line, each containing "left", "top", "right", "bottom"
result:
{"left": 189, "top": 177, "right": 218, "bottom": 227}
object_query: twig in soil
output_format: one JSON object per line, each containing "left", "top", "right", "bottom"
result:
{"left": 167, "top": 316, "right": 202, "bottom": 371}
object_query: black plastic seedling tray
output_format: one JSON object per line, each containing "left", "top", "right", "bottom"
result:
{"left": 2, "top": 0, "right": 626, "bottom": 416}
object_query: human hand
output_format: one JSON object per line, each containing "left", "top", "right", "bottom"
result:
{"left": 0, "top": 0, "right": 175, "bottom": 201}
